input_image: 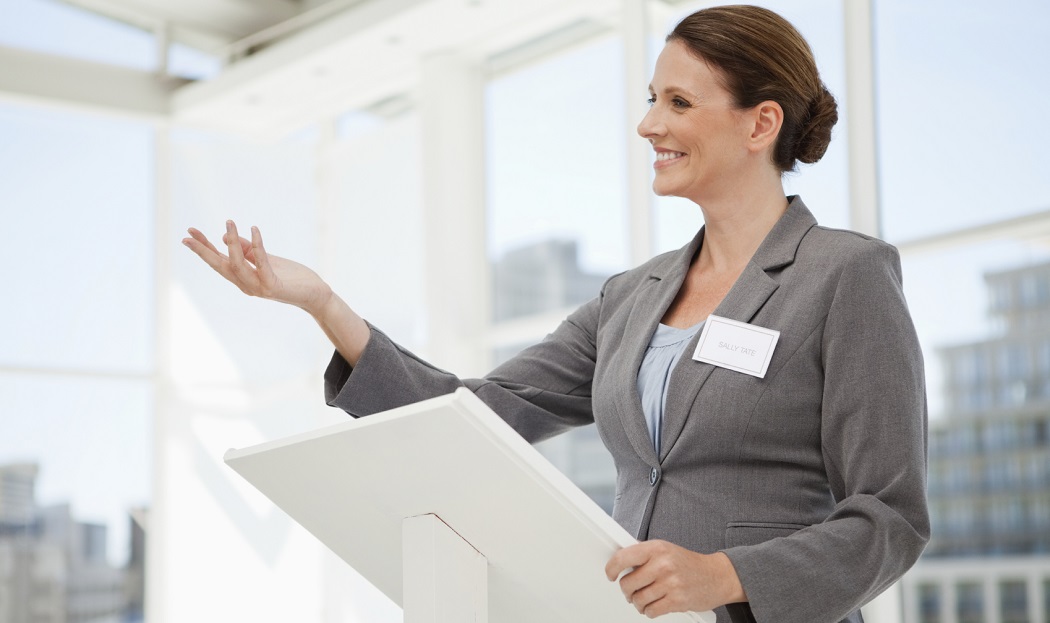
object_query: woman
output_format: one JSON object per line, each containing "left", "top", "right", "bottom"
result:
{"left": 183, "top": 6, "right": 929, "bottom": 623}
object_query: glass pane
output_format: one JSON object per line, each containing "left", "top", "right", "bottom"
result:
{"left": 0, "top": 373, "right": 150, "bottom": 622}
{"left": 876, "top": 0, "right": 1050, "bottom": 242}
{"left": 910, "top": 234, "right": 1050, "bottom": 560}
{"left": 170, "top": 127, "right": 323, "bottom": 386}
{"left": 1044, "top": 579, "right": 1050, "bottom": 621}
{"left": 486, "top": 35, "right": 630, "bottom": 321}
{"left": 0, "top": 0, "right": 154, "bottom": 70}
{"left": 168, "top": 42, "right": 223, "bottom": 80}
{"left": 999, "top": 580, "right": 1029, "bottom": 623}
{"left": 330, "top": 111, "right": 427, "bottom": 351}
{"left": 652, "top": 0, "right": 850, "bottom": 254}
{"left": 957, "top": 582, "right": 984, "bottom": 623}
{"left": 918, "top": 583, "right": 942, "bottom": 623}
{"left": 0, "top": 103, "right": 154, "bottom": 373}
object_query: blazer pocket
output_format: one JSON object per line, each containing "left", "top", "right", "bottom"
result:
{"left": 724, "top": 521, "right": 808, "bottom": 549}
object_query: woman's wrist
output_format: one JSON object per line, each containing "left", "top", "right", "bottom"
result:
{"left": 311, "top": 291, "right": 371, "bottom": 366}
{"left": 301, "top": 283, "right": 335, "bottom": 317}
{"left": 713, "top": 552, "right": 747, "bottom": 604}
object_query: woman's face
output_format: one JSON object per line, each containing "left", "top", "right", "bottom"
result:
{"left": 638, "top": 40, "right": 753, "bottom": 203}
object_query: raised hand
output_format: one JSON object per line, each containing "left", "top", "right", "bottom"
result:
{"left": 182, "top": 221, "right": 333, "bottom": 315}
{"left": 182, "top": 220, "right": 371, "bottom": 364}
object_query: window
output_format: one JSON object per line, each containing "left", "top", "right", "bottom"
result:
{"left": 486, "top": 34, "right": 629, "bottom": 324}
{"left": 168, "top": 42, "right": 223, "bottom": 80}
{"left": 1043, "top": 579, "right": 1050, "bottom": 621}
{"left": 1038, "top": 341, "right": 1050, "bottom": 375}
{"left": 999, "top": 580, "right": 1028, "bottom": 623}
{"left": 0, "top": 104, "right": 154, "bottom": 372}
{"left": 876, "top": 0, "right": 1050, "bottom": 243}
{"left": 956, "top": 582, "right": 984, "bottom": 623}
{"left": 484, "top": 34, "right": 633, "bottom": 510}
{"left": 918, "top": 583, "right": 942, "bottom": 623}
{"left": 1000, "top": 344, "right": 1028, "bottom": 381}
{"left": 0, "top": 0, "right": 154, "bottom": 70}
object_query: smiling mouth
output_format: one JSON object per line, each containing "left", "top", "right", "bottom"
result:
{"left": 656, "top": 151, "right": 685, "bottom": 162}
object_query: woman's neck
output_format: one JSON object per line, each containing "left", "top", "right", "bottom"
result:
{"left": 694, "top": 185, "right": 789, "bottom": 275}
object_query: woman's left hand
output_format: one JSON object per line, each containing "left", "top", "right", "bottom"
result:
{"left": 605, "top": 540, "right": 747, "bottom": 617}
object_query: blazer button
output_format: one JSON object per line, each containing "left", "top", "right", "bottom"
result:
{"left": 649, "top": 467, "right": 659, "bottom": 486}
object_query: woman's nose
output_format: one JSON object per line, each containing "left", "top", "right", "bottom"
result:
{"left": 637, "top": 105, "right": 662, "bottom": 140}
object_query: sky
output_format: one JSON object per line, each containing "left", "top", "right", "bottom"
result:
{"left": 2, "top": 0, "right": 1050, "bottom": 569}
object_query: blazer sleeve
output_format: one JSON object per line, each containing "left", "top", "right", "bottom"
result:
{"left": 323, "top": 289, "right": 603, "bottom": 443}
{"left": 722, "top": 241, "right": 930, "bottom": 623}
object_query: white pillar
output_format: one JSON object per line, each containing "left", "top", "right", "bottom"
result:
{"left": 147, "top": 122, "right": 172, "bottom": 623}
{"left": 900, "top": 579, "right": 918, "bottom": 623}
{"left": 1030, "top": 573, "right": 1045, "bottom": 623}
{"left": 622, "top": 0, "right": 654, "bottom": 266}
{"left": 944, "top": 578, "right": 958, "bottom": 623}
{"left": 402, "top": 514, "right": 488, "bottom": 623}
{"left": 843, "top": 0, "right": 880, "bottom": 237}
{"left": 155, "top": 21, "right": 170, "bottom": 77}
{"left": 864, "top": 580, "right": 904, "bottom": 623}
{"left": 417, "top": 52, "right": 490, "bottom": 377}
{"left": 316, "top": 119, "right": 340, "bottom": 300}
{"left": 985, "top": 576, "right": 999, "bottom": 623}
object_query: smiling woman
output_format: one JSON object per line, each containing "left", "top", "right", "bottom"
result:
{"left": 183, "top": 6, "right": 928, "bottom": 623}
{"left": 639, "top": 8, "right": 837, "bottom": 209}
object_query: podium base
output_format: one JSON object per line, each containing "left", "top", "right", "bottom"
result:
{"left": 403, "top": 514, "right": 488, "bottom": 623}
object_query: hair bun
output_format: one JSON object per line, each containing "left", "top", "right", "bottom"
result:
{"left": 794, "top": 86, "right": 838, "bottom": 164}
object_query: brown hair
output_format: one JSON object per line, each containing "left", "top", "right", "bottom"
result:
{"left": 667, "top": 5, "right": 838, "bottom": 172}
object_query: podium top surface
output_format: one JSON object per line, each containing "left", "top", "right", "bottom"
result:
{"left": 225, "top": 388, "right": 713, "bottom": 623}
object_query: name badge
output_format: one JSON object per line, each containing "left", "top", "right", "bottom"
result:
{"left": 692, "top": 315, "right": 780, "bottom": 378}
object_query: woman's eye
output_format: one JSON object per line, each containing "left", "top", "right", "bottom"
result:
{"left": 646, "top": 97, "right": 656, "bottom": 106}
{"left": 672, "top": 98, "right": 689, "bottom": 108}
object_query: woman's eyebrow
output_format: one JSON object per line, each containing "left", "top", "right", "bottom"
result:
{"left": 649, "top": 84, "right": 697, "bottom": 97}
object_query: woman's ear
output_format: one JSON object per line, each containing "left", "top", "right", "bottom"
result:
{"left": 747, "top": 100, "right": 783, "bottom": 154}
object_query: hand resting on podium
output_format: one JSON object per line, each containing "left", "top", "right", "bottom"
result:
{"left": 606, "top": 539, "right": 746, "bottom": 618}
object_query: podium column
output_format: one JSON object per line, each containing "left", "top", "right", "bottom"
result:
{"left": 403, "top": 514, "right": 488, "bottom": 623}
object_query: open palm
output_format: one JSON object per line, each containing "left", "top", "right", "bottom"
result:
{"left": 183, "top": 221, "right": 332, "bottom": 314}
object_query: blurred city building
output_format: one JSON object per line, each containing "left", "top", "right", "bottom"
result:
{"left": 492, "top": 238, "right": 609, "bottom": 322}
{"left": 902, "top": 261, "right": 1050, "bottom": 623}
{"left": 0, "top": 463, "right": 146, "bottom": 623}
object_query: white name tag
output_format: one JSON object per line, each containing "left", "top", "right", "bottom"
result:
{"left": 692, "top": 314, "right": 780, "bottom": 378}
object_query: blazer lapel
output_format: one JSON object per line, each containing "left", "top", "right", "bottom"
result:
{"left": 615, "top": 230, "right": 703, "bottom": 465}
{"left": 658, "top": 198, "right": 818, "bottom": 463}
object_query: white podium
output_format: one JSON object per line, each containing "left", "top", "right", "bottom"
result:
{"left": 224, "top": 388, "right": 714, "bottom": 623}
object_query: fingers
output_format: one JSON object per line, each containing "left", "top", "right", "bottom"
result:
{"left": 225, "top": 220, "right": 246, "bottom": 269}
{"left": 250, "top": 226, "right": 275, "bottom": 286}
{"left": 183, "top": 229, "right": 233, "bottom": 278}
{"left": 618, "top": 563, "right": 660, "bottom": 605}
{"left": 606, "top": 542, "right": 655, "bottom": 581}
{"left": 183, "top": 223, "right": 259, "bottom": 293}
{"left": 187, "top": 227, "right": 224, "bottom": 258}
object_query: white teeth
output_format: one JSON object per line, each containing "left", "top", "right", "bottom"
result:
{"left": 656, "top": 151, "right": 684, "bottom": 161}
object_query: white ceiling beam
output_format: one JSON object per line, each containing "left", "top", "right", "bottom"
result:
{"left": 169, "top": 0, "right": 429, "bottom": 135}
{"left": 170, "top": 0, "right": 620, "bottom": 137}
{"left": 0, "top": 45, "right": 185, "bottom": 119}
{"left": 895, "top": 209, "right": 1050, "bottom": 258}
{"left": 58, "top": 0, "right": 299, "bottom": 42}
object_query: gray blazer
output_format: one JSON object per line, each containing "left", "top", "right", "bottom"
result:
{"left": 325, "top": 197, "right": 930, "bottom": 623}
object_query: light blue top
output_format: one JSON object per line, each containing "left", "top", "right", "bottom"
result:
{"left": 637, "top": 321, "right": 705, "bottom": 454}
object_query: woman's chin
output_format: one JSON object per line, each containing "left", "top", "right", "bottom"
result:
{"left": 651, "top": 183, "right": 685, "bottom": 198}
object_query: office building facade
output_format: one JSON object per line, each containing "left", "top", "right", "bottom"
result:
{"left": 902, "top": 261, "right": 1050, "bottom": 623}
